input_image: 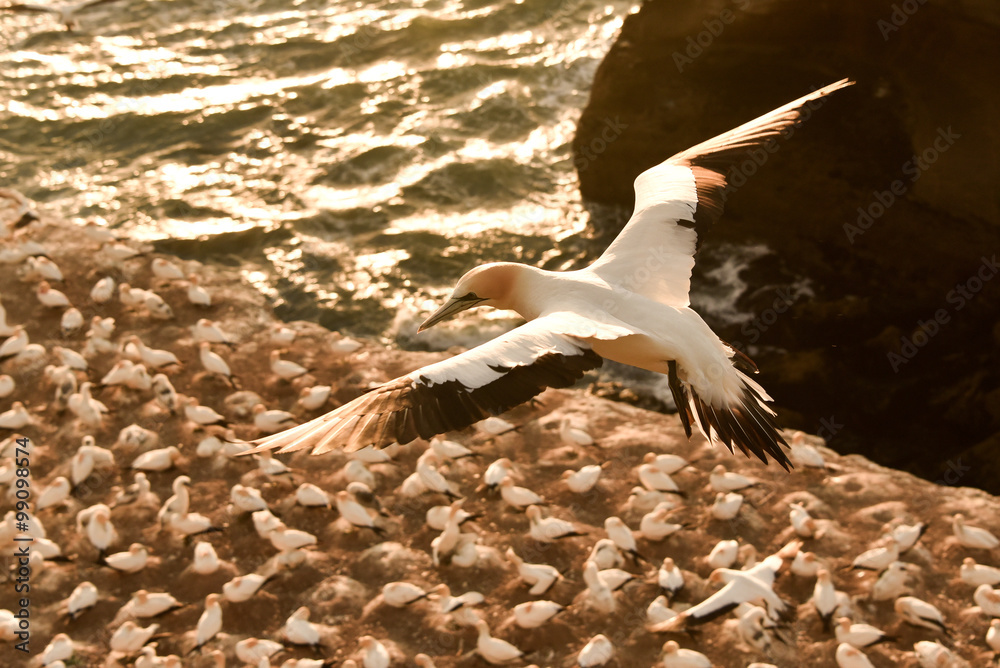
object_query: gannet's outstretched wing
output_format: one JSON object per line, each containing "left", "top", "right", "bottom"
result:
{"left": 588, "top": 79, "right": 854, "bottom": 307}
{"left": 245, "top": 312, "right": 630, "bottom": 456}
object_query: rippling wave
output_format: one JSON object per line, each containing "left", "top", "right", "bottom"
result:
{"left": 2, "top": 0, "right": 641, "bottom": 345}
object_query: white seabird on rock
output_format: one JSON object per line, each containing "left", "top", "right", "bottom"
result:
{"left": 660, "top": 640, "right": 710, "bottom": 668}
{"left": 512, "top": 600, "right": 564, "bottom": 628}
{"left": 960, "top": 557, "right": 1000, "bottom": 586}
{"left": 952, "top": 513, "right": 999, "bottom": 549}
{"left": 578, "top": 633, "right": 613, "bottom": 667}
{"left": 506, "top": 547, "right": 561, "bottom": 595}
{"left": 526, "top": 504, "right": 586, "bottom": 542}
{"left": 475, "top": 620, "right": 523, "bottom": 664}
{"left": 835, "top": 643, "right": 875, "bottom": 668}
{"left": 895, "top": 596, "right": 950, "bottom": 634}
{"left": 65, "top": 581, "right": 98, "bottom": 619}
{"left": 835, "top": 617, "right": 894, "bottom": 648}
{"left": 562, "top": 464, "right": 604, "bottom": 493}
{"left": 223, "top": 573, "right": 273, "bottom": 603}
{"left": 245, "top": 81, "right": 855, "bottom": 466}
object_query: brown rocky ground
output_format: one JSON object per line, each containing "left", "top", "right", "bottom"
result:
{"left": 1, "top": 218, "right": 999, "bottom": 667}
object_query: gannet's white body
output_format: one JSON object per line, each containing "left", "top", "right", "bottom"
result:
{"left": 248, "top": 80, "right": 854, "bottom": 469}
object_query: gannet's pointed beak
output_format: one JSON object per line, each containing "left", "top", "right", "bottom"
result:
{"left": 418, "top": 294, "right": 486, "bottom": 332}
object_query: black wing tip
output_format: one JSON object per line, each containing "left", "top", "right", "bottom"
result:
{"left": 676, "top": 374, "right": 792, "bottom": 471}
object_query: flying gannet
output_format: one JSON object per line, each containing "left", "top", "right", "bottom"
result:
{"left": 247, "top": 80, "right": 854, "bottom": 469}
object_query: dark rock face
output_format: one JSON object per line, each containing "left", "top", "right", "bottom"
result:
{"left": 573, "top": 0, "right": 1000, "bottom": 492}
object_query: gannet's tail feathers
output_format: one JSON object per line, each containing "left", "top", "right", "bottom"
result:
{"left": 668, "top": 361, "right": 790, "bottom": 470}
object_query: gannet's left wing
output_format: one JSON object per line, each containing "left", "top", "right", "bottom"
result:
{"left": 245, "top": 312, "right": 630, "bottom": 456}
{"left": 588, "top": 79, "right": 853, "bottom": 307}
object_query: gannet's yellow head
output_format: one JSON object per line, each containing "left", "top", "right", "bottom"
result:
{"left": 418, "top": 262, "right": 521, "bottom": 332}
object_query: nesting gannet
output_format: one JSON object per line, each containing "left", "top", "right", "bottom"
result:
{"left": 143, "top": 290, "right": 173, "bottom": 319}
{"left": 711, "top": 491, "right": 743, "bottom": 520}
{"left": 199, "top": 342, "right": 233, "bottom": 381}
{"left": 84, "top": 504, "right": 117, "bottom": 559}
{"left": 579, "top": 561, "right": 616, "bottom": 613}
{"left": 184, "top": 398, "right": 228, "bottom": 427}
{"left": 152, "top": 258, "right": 185, "bottom": 281}
{"left": 223, "top": 573, "right": 273, "bottom": 603}
{"left": 562, "top": 463, "right": 604, "bottom": 493}
{"left": 382, "top": 582, "right": 433, "bottom": 607}
{"left": 254, "top": 404, "right": 298, "bottom": 434}
{"left": 871, "top": 561, "right": 913, "bottom": 601}
{"left": 660, "top": 640, "right": 710, "bottom": 668}
{"left": 65, "top": 581, "right": 98, "bottom": 619}
{"left": 298, "top": 385, "right": 331, "bottom": 411}
{"left": 835, "top": 617, "right": 894, "bottom": 648}
{"left": 192, "top": 594, "right": 222, "bottom": 652}
{"left": 110, "top": 621, "right": 158, "bottom": 654}
{"left": 0, "top": 374, "right": 13, "bottom": 398}
{"left": 416, "top": 450, "right": 460, "bottom": 499}
{"left": 0, "top": 401, "right": 31, "bottom": 429}
{"left": 231, "top": 484, "right": 269, "bottom": 513}
{"left": 282, "top": 607, "right": 321, "bottom": 647}
{"left": 335, "top": 490, "right": 386, "bottom": 537}
{"left": 559, "top": 417, "right": 593, "bottom": 446}
{"left": 895, "top": 596, "right": 950, "bottom": 634}
{"left": 974, "top": 583, "right": 1000, "bottom": 617}
{"left": 835, "top": 643, "right": 875, "bottom": 668}
{"left": 637, "top": 463, "right": 684, "bottom": 495}
{"left": 191, "top": 541, "right": 221, "bottom": 575}
{"left": 1, "top": 0, "right": 124, "bottom": 31}
{"left": 131, "top": 445, "right": 181, "bottom": 472}
{"left": 588, "top": 539, "right": 624, "bottom": 570}
{"left": 885, "top": 520, "right": 927, "bottom": 552}
{"left": 121, "top": 590, "right": 182, "bottom": 618}
{"left": 270, "top": 349, "right": 308, "bottom": 381}
{"left": 960, "top": 557, "right": 1000, "bottom": 586}
{"left": 639, "top": 503, "right": 686, "bottom": 541}
{"left": 124, "top": 336, "right": 181, "bottom": 368}
{"left": 40, "top": 633, "right": 74, "bottom": 665}
{"left": 987, "top": 619, "right": 1000, "bottom": 655}
{"left": 186, "top": 274, "right": 211, "bottom": 306}
{"left": 60, "top": 307, "right": 83, "bottom": 336}
{"left": 157, "top": 476, "right": 192, "bottom": 521}
{"left": 812, "top": 569, "right": 839, "bottom": 632}
{"left": 912, "top": 641, "right": 960, "bottom": 668}
{"left": 789, "top": 503, "right": 818, "bottom": 538}
{"left": 604, "top": 516, "right": 645, "bottom": 562}
{"left": 36, "top": 280, "right": 70, "bottom": 308}
{"left": 191, "top": 319, "right": 236, "bottom": 347}
{"left": 430, "top": 438, "right": 477, "bottom": 460}
{"left": 105, "top": 543, "right": 149, "bottom": 573}
{"left": 512, "top": 600, "right": 564, "bottom": 629}
{"left": 850, "top": 537, "right": 899, "bottom": 572}
{"left": 952, "top": 513, "right": 1000, "bottom": 549}
{"left": 706, "top": 539, "right": 739, "bottom": 570}
{"left": 647, "top": 595, "right": 678, "bottom": 625}
{"left": 235, "top": 638, "right": 283, "bottom": 664}
{"left": 37, "top": 476, "right": 71, "bottom": 510}
{"left": 500, "top": 476, "right": 544, "bottom": 509}
{"left": 245, "top": 81, "right": 853, "bottom": 464}
{"left": 295, "top": 482, "right": 331, "bottom": 508}
{"left": 475, "top": 620, "right": 523, "bottom": 664}
{"left": 484, "top": 457, "right": 514, "bottom": 490}
{"left": 526, "top": 504, "right": 585, "bottom": 542}
{"left": 657, "top": 557, "right": 685, "bottom": 599}
{"left": 507, "top": 547, "right": 561, "bottom": 595}
{"left": 578, "top": 634, "right": 613, "bottom": 667}
{"left": 267, "top": 522, "right": 317, "bottom": 552}
{"left": 709, "top": 464, "right": 759, "bottom": 493}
